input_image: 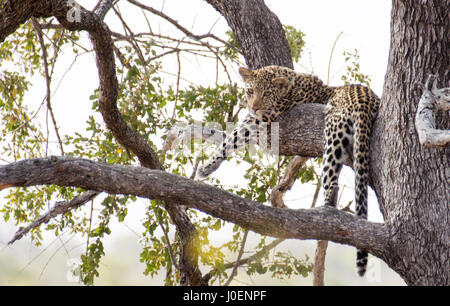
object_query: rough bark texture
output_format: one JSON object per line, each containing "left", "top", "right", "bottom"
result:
{"left": 0, "top": 0, "right": 53, "bottom": 41}
{"left": 206, "top": 0, "right": 293, "bottom": 69}
{"left": 414, "top": 75, "right": 450, "bottom": 147}
{"left": 162, "top": 103, "right": 327, "bottom": 159}
{"left": 0, "top": 156, "right": 389, "bottom": 260}
{"left": 371, "top": 0, "right": 450, "bottom": 285}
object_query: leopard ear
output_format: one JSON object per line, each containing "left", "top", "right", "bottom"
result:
{"left": 239, "top": 67, "right": 254, "bottom": 81}
{"left": 272, "top": 77, "right": 290, "bottom": 92}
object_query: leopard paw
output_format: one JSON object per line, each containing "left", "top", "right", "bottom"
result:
{"left": 197, "top": 157, "right": 224, "bottom": 178}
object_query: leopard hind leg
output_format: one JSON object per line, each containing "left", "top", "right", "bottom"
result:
{"left": 322, "top": 112, "right": 353, "bottom": 207}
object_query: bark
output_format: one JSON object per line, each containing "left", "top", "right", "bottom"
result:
{"left": 8, "top": 190, "right": 100, "bottom": 245}
{"left": 313, "top": 240, "right": 328, "bottom": 286}
{"left": 0, "top": 1, "right": 53, "bottom": 42}
{"left": 163, "top": 103, "right": 328, "bottom": 159}
{"left": 414, "top": 75, "right": 450, "bottom": 147}
{"left": 271, "top": 156, "right": 309, "bottom": 208}
{"left": 205, "top": 0, "right": 293, "bottom": 69}
{"left": 0, "top": 156, "right": 389, "bottom": 260}
{"left": 371, "top": 0, "right": 450, "bottom": 285}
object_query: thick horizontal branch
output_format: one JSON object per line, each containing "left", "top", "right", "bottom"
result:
{"left": 278, "top": 103, "right": 326, "bottom": 157}
{"left": 162, "top": 124, "right": 226, "bottom": 154}
{"left": 164, "top": 103, "right": 327, "bottom": 158}
{"left": 0, "top": 156, "right": 389, "bottom": 260}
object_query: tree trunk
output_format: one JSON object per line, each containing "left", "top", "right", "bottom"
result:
{"left": 371, "top": 0, "right": 449, "bottom": 285}
{"left": 206, "top": 0, "right": 293, "bottom": 69}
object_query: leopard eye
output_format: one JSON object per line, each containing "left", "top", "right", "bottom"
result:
{"left": 246, "top": 88, "right": 254, "bottom": 96}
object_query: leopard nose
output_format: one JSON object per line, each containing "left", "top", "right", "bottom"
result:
{"left": 252, "top": 101, "right": 263, "bottom": 109}
{"left": 251, "top": 105, "right": 260, "bottom": 111}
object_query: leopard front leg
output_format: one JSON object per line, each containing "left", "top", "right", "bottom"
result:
{"left": 197, "top": 116, "right": 260, "bottom": 178}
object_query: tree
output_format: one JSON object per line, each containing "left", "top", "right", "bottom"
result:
{"left": 0, "top": 0, "right": 448, "bottom": 286}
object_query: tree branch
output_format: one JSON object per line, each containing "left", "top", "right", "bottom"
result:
{"left": 415, "top": 74, "right": 450, "bottom": 148}
{"left": 0, "top": 0, "right": 205, "bottom": 285}
{"left": 31, "top": 17, "right": 65, "bottom": 156}
{"left": 0, "top": 156, "right": 389, "bottom": 260}
{"left": 205, "top": 0, "right": 293, "bottom": 69}
{"left": 94, "top": 0, "right": 114, "bottom": 20}
{"left": 162, "top": 124, "right": 226, "bottom": 155}
{"left": 126, "top": 0, "right": 237, "bottom": 52}
{"left": 313, "top": 240, "right": 328, "bottom": 286}
{"left": 0, "top": 1, "right": 53, "bottom": 42}
{"left": 271, "top": 156, "right": 310, "bottom": 208}
{"left": 202, "top": 237, "right": 285, "bottom": 284}
{"left": 8, "top": 190, "right": 100, "bottom": 245}
{"left": 162, "top": 102, "right": 328, "bottom": 159}
{"left": 224, "top": 229, "right": 249, "bottom": 286}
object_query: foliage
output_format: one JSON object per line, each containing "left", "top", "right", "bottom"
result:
{"left": 283, "top": 25, "right": 306, "bottom": 63}
{"left": 341, "top": 49, "right": 372, "bottom": 87}
{"left": 223, "top": 26, "right": 306, "bottom": 64}
{"left": 248, "top": 251, "right": 312, "bottom": 279}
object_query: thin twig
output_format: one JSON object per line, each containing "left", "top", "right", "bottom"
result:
{"left": 112, "top": 6, "right": 147, "bottom": 70}
{"left": 8, "top": 191, "right": 100, "bottom": 245}
{"left": 159, "top": 220, "right": 180, "bottom": 271}
{"left": 224, "top": 229, "right": 249, "bottom": 286}
{"left": 126, "top": 0, "right": 238, "bottom": 52}
{"left": 202, "top": 238, "right": 285, "bottom": 284}
{"left": 84, "top": 198, "right": 95, "bottom": 265}
{"left": 189, "top": 157, "right": 201, "bottom": 180}
{"left": 327, "top": 31, "right": 343, "bottom": 85}
{"left": 310, "top": 176, "right": 321, "bottom": 208}
{"left": 171, "top": 51, "right": 181, "bottom": 120}
{"left": 32, "top": 18, "right": 65, "bottom": 155}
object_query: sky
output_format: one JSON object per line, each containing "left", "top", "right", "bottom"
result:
{"left": 0, "top": 0, "right": 404, "bottom": 285}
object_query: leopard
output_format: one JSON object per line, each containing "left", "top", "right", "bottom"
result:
{"left": 198, "top": 65, "right": 380, "bottom": 276}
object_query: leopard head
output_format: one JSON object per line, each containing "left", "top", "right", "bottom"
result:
{"left": 239, "top": 66, "right": 293, "bottom": 121}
